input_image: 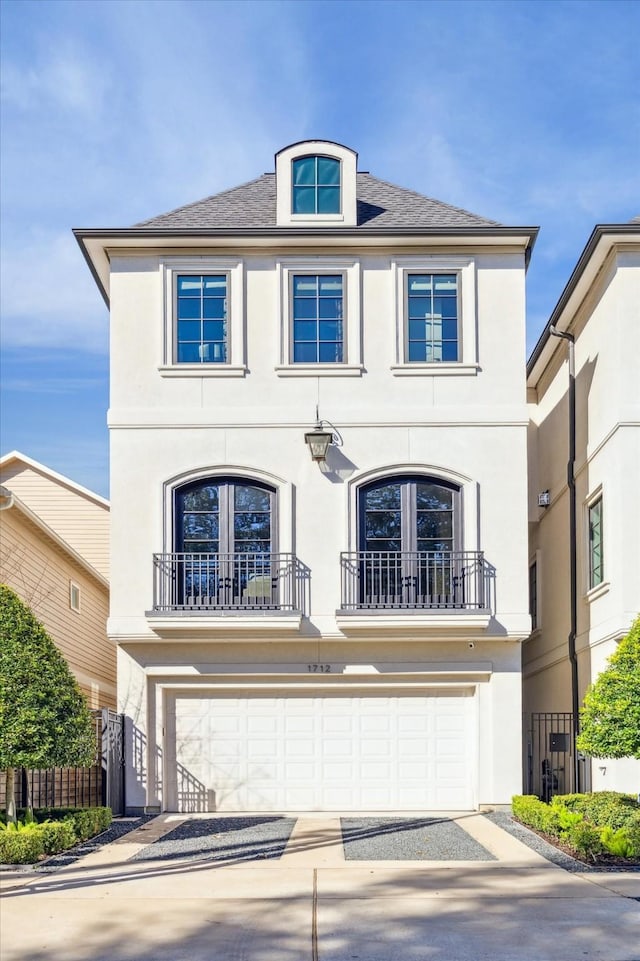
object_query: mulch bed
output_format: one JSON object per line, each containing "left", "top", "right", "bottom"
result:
{"left": 512, "top": 818, "right": 640, "bottom": 869}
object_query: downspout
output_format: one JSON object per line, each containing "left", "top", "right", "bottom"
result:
{"left": 549, "top": 326, "right": 580, "bottom": 791}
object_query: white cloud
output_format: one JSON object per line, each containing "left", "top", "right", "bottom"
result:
{"left": 0, "top": 231, "right": 108, "bottom": 352}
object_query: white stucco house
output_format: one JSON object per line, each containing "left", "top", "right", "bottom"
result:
{"left": 525, "top": 218, "right": 640, "bottom": 797}
{"left": 75, "top": 140, "right": 537, "bottom": 813}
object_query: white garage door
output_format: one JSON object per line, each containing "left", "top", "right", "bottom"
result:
{"left": 167, "top": 691, "right": 475, "bottom": 812}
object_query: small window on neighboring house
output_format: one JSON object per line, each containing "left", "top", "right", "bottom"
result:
{"left": 292, "top": 156, "right": 341, "bottom": 214}
{"left": 69, "top": 582, "right": 81, "bottom": 612}
{"left": 406, "top": 273, "right": 459, "bottom": 362}
{"left": 176, "top": 274, "right": 227, "bottom": 363}
{"left": 529, "top": 560, "right": 538, "bottom": 630}
{"left": 588, "top": 496, "right": 603, "bottom": 589}
{"left": 292, "top": 274, "right": 344, "bottom": 363}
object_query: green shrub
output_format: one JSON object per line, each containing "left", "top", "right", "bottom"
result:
{"left": 0, "top": 826, "right": 45, "bottom": 863}
{"left": 600, "top": 827, "right": 637, "bottom": 859}
{"left": 512, "top": 795, "right": 563, "bottom": 836}
{"left": 552, "top": 792, "right": 640, "bottom": 831}
{"left": 64, "top": 807, "right": 111, "bottom": 841}
{"left": 556, "top": 808, "right": 584, "bottom": 834}
{"left": 38, "top": 820, "right": 77, "bottom": 855}
{"left": 566, "top": 821, "right": 604, "bottom": 860}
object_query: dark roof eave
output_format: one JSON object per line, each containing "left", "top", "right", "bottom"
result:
{"left": 527, "top": 223, "right": 640, "bottom": 377}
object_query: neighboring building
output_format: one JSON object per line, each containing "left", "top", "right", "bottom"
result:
{"left": 75, "top": 140, "right": 537, "bottom": 813}
{"left": 525, "top": 219, "right": 640, "bottom": 796}
{"left": 0, "top": 451, "right": 114, "bottom": 709}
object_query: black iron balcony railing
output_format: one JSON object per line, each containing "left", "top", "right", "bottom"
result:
{"left": 152, "top": 552, "right": 302, "bottom": 613}
{"left": 340, "top": 550, "right": 491, "bottom": 611}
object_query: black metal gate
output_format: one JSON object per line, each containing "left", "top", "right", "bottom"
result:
{"left": 100, "top": 709, "right": 125, "bottom": 816}
{"left": 526, "top": 712, "right": 591, "bottom": 800}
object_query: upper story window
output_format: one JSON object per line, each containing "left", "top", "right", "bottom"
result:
{"left": 292, "top": 274, "right": 343, "bottom": 363}
{"left": 588, "top": 496, "right": 603, "bottom": 590}
{"left": 176, "top": 274, "right": 227, "bottom": 364}
{"left": 292, "top": 156, "right": 341, "bottom": 214}
{"left": 407, "top": 273, "right": 458, "bottom": 363}
{"left": 275, "top": 142, "right": 357, "bottom": 227}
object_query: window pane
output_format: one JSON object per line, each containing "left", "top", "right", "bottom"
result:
{"left": 203, "top": 298, "right": 226, "bottom": 320}
{"left": 203, "top": 276, "right": 226, "bottom": 293}
{"left": 317, "top": 157, "right": 340, "bottom": 185}
{"left": 408, "top": 275, "right": 433, "bottom": 293}
{"left": 183, "top": 486, "right": 219, "bottom": 511}
{"left": 177, "top": 276, "right": 203, "bottom": 295}
{"left": 408, "top": 296, "right": 431, "bottom": 319}
{"left": 235, "top": 512, "right": 271, "bottom": 538}
{"left": 319, "top": 342, "right": 342, "bottom": 363}
{"left": 441, "top": 341, "right": 458, "bottom": 362}
{"left": 317, "top": 187, "right": 340, "bottom": 213}
{"left": 365, "top": 511, "right": 402, "bottom": 539}
{"left": 234, "top": 539, "right": 272, "bottom": 555}
{"left": 200, "top": 342, "right": 226, "bottom": 362}
{"left": 235, "top": 486, "right": 270, "bottom": 511}
{"left": 319, "top": 298, "right": 342, "bottom": 319}
{"left": 177, "top": 320, "right": 201, "bottom": 341}
{"left": 319, "top": 321, "right": 342, "bottom": 342}
{"left": 434, "top": 275, "right": 457, "bottom": 291}
{"left": 294, "top": 342, "right": 318, "bottom": 363}
{"left": 417, "top": 539, "right": 451, "bottom": 553}
{"left": 293, "top": 299, "right": 317, "bottom": 320}
{"left": 366, "top": 539, "right": 402, "bottom": 553}
{"left": 183, "top": 540, "right": 219, "bottom": 554}
{"left": 442, "top": 318, "right": 458, "bottom": 340}
{"left": 183, "top": 513, "right": 219, "bottom": 539}
{"left": 416, "top": 513, "right": 453, "bottom": 539}
{"left": 416, "top": 484, "right": 452, "bottom": 509}
{"left": 177, "top": 343, "right": 201, "bottom": 363}
{"left": 318, "top": 275, "right": 342, "bottom": 295}
{"left": 293, "top": 276, "right": 318, "bottom": 296}
{"left": 589, "top": 498, "right": 603, "bottom": 587}
{"left": 365, "top": 484, "right": 401, "bottom": 510}
{"left": 178, "top": 298, "right": 201, "bottom": 320}
{"left": 203, "top": 321, "right": 226, "bottom": 343}
{"left": 293, "top": 186, "right": 315, "bottom": 213}
{"left": 294, "top": 320, "right": 318, "bottom": 342}
{"left": 434, "top": 297, "right": 457, "bottom": 319}
{"left": 408, "top": 342, "right": 427, "bottom": 362}
{"left": 293, "top": 157, "right": 316, "bottom": 185}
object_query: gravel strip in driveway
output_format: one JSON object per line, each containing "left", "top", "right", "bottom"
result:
{"left": 341, "top": 817, "right": 496, "bottom": 861}
{"left": 130, "top": 816, "right": 297, "bottom": 864}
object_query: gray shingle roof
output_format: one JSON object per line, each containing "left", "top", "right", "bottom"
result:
{"left": 134, "top": 173, "right": 500, "bottom": 229}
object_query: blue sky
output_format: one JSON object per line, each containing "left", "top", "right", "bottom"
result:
{"left": 1, "top": 0, "right": 638, "bottom": 498}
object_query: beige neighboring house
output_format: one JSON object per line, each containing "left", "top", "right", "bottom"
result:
{"left": 525, "top": 219, "right": 640, "bottom": 796}
{"left": 0, "top": 451, "right": 115, "bottom": 709}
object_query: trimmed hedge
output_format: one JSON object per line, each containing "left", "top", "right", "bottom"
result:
{"left": 0, "top": 806, "right": 112, "bottom": 864}
{"left": 512, "top": 793, "right": 640, "bottom": 860}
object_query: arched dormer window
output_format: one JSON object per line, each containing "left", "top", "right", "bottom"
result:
{"left": 292, "top": 156, "right": 341, "bottom": 214}
{"left": 275, "top": 141, "right": 357, "bottom": 227}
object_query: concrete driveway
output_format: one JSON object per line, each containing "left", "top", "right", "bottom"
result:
{"left": 1, "top": 813, "right": 639, "bottom": 961}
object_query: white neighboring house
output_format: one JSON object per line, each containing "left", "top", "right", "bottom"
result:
{"left": 75, "top": 140, "right": 536, "bottom": 814}
{"left": 525, "top": 218, "right": 640, "bottom": 796}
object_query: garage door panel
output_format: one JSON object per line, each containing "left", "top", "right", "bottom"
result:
{"left": 170, "top": 692, "right": 475, "bottom": 812}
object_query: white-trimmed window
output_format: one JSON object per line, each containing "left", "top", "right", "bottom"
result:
{"left": 159, "top": 258, "right": 246, "bottom": 376}
{"left": 276, "top": 259, "right": 362, "bottom": 375}
{"left": 69, "top": 581, "right": 81, "bottom": 612}
{"left": 275, "top": 141, "right": 357, "bottom": 227}
{"left": 391, "top": 257, "right": 478, "bottom": 375}
{"left": 588, "top": 495, "right": 603, "bottom": 590}
{"left": 529, "top": 557, "right": 539, "bottom": 631}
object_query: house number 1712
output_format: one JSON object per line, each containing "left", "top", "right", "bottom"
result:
{"left": 307, "top": 664, "right": 331, "bottom": 673}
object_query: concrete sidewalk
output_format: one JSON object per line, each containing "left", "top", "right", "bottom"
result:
{"left": 1, "top": 813, "right": 639, "bottom": 961}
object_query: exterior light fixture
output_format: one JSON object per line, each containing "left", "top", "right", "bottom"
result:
{"left": 538, "top": 490, "right": 551, "bottom": 508}
{"left": 304, "top": 424, "right": 334, "bottom": 462}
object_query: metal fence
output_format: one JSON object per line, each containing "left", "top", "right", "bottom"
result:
{"left": 526, "top": 712, "right": 591, "bottom": 800}
{"left": 0, "top": 709, "right": 125, "bottom": 815}
{"left": 340, "top": 550, "right": 491, "bottom": 610}
{"left": 152, "top": 551, "right": 303, "bottom": 612}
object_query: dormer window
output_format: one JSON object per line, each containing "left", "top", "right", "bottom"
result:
{"left": 275, "top": 141, "right": 357, "bottom": 227}
{"left": 292, "top": 156, "right": 341, "bottom": 214}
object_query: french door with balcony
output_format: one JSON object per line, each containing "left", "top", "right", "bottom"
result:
{"left": 358, "top": 476, "right": 461, "bottom": 608}
{"left": 175, "top": 478, "right": 276, "bottom": 608}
